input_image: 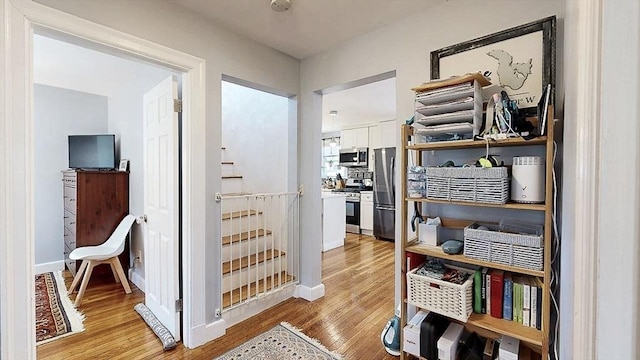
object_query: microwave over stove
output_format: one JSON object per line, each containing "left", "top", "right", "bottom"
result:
{"left": 339, "top": 148, "right": 368, "bottom": 167}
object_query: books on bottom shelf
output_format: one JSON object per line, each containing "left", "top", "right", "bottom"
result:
{"left": 472, "top": 267, "right": 542, "bottom": 330}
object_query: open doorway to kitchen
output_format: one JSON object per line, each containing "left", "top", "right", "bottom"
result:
{"left": 320, "top": 71, "right": 397, "bottom": 254}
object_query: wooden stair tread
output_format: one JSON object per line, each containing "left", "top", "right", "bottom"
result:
{"left": 222, "top": 175, "right": 242, "bottom": 179}
{"left": 222, "top": 228, "right": 272, "bottom": 246}
{"left": 222, "top": 249, "right": 284, "bottom": 275}
{"left": 222, "top": 272, "right": 295, "bottom": 308}
{"left": 222, "top": 210, "right": 263, "bottom": 221}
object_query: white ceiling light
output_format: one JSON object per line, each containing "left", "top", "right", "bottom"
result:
{"left": 270, "top": 0, "right": 291, "bottom": 12}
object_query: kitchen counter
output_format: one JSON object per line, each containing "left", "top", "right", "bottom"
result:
{"left": 321, "top": 192, "right": 346, "bottom": 252}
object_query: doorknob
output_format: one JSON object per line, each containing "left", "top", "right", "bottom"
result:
{"left": 136, "top": 215, "right": 148, "bottom": 224}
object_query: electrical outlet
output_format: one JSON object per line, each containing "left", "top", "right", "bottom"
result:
{"left": 134, "top": 250, "right": 142, "bottom": 264}
{"left": 215, "top": 308, "right": 221, "bottom": 317}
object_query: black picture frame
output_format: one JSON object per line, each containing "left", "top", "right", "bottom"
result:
{"left": 431, "top": 16, "right": 556, "bottom": 115}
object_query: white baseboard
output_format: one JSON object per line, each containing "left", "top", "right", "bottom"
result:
{"left": 128, "top": 268, "right": 145, "bottom": 292}
{"left": 361, "top": 229, "right": 373, "bottom": 236}
{"left": 294, "top": 283, "right": 325, "bottom": 301}
{"left": 322, "top": 240, "right": 344, "bottom": 252}
{"left": 188, "top": 318, "right": 226, "bottom": 349}
{"left": 35, "top": 260, "right": 65, "bottom": 274}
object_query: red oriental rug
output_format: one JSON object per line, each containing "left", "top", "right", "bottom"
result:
{"left": 35, "top": 271, "right": 85, "bottom": 344}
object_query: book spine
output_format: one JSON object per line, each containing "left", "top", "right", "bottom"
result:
{"left": 503, "top": 277, "right": 513, "bottom": 321}
{"left": 486, "top": 271, "right": 491, "bottom": 315}
{"left": 531, "top": 282, "right": 538, "bottom": 329}
{"left": 523, "top": 281, "right": 531, "bottom": 327}
{"left": 536, "top": 286, "right": 542, "bottom": 330}
{"left": 474, "top": 269, "right": 482, "bottom": 314}
{"left": 490, "top": 272, "right": 504, "bottom": 318}
{"left": 514, "top": 282, "right": 522, "bottom": 324}
{"left": 481, "top": 268, "right": 487, "bottom": 314}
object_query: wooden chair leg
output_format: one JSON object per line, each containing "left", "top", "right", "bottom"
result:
{"left": 109, "top": 262, "right": 120, "bottom": 283}
{"left": 68, "top": 260, "right": 88, "bottom": 295}
{"left": 110, "top": 257, "right": 132, "bottom": 294}
{"left": 75, "top": 260, "right": 96, "bottom": 307}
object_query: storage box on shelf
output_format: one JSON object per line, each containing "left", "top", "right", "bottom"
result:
{"left": 463, "top": 223, "right": 544, "bottom": 271}
{"left": 406, "top": 265, "right": 473, "bottom": 322}
{"left": 425, "top": 166, "right": 509, "bottom": 204}
{"left": 412, "top": 73, "right": 490, "bottom": 142}
{"left": 399, "top": 105, "right": 555, "bottom": 360}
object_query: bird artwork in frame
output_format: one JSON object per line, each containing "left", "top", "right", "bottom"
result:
{"left": 430, "top": 16, "right": 556, "bottom": 116}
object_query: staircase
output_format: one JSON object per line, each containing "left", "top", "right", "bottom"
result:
{"left": 219, "top": 148, "right": 299, "bottom": 317}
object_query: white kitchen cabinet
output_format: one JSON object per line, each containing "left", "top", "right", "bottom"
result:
{"left": 360, "top": 191, "right": 374, "bottom": 235}
{"left": 340, "top": 127, "right": 369, "bottom": 149}
{"left": 322, "top": 193, "right": 346, "bottom": 251}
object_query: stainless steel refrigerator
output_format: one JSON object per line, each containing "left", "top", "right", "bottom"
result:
{"left": 373, "top": 147, "right": 395, "bottom": 241}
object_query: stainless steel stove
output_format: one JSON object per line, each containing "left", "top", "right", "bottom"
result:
{"left": 332, "top": 186, "right": 362, "bottom": 233}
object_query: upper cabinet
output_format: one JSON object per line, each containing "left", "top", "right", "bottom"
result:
{"left": 340, "top": 127, "right": 369, "bottom": 149}
{"left": 379, "top": 120, "right": 397, "bottom": 148}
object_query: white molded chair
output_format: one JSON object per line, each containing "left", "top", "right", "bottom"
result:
{"left": 68, "top": 214, "right": 136, "bottom": 306}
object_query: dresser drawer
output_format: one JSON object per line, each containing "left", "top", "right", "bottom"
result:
{"left": 62, "top": 172, "right": 77, "bottom": 188}
{"left": 64, "top": 229, "right": 76, "bottom": 249}
{"left": 64, "top": 209, "right": 76, "bottom": 234}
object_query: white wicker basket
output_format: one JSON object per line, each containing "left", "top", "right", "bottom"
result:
{"left": 426, "top": 167, "right": 509, "bottom": 204}
{"left": 406, "top": 265, "right": 473, "bottom": 322}
{"left": 463, "top": 223, "right": 544, "bottom": 271}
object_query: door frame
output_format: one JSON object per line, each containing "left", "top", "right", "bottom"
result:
{"left": 0, "top": 0, "right": 207, "bottom": 357}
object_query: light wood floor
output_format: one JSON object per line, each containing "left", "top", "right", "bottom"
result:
{"left": 37, "top": 233, "right": 397, "bottom": 360}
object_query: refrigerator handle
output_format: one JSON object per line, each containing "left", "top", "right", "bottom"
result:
{"left": 391, "top": 156, "right": 395, "bottom": 200}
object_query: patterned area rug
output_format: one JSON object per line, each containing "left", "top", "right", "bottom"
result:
{"left": 215, "top": 322, "right": 342, "bottom": 360}
{"left": 35, "top": 271, "right": 85, "bottom": 345}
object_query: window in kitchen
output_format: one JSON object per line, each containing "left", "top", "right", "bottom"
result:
{"left": 321, "top": 137, "right": 346, "bottom": 179}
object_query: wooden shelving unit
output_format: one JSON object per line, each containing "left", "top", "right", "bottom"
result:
{"left": 399, "top": 106, "right": 555, "bottom": 359}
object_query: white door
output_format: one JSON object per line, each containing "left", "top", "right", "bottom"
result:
{"left": 143, "top": 76, "right": 181, "bottom": 340}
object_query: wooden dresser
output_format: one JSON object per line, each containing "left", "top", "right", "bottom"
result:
{"left": 63, "top": 170, "right": 130, "bottom": 277}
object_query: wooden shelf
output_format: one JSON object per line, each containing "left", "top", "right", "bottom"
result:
{"left": 406, "top": 242, "right": 544, "bottom": 277}
{"left": 406, "top": 136, "right": 547, "bottom": 151}
{"left": 406, "top": 197, "right": 546, "bottom": 211}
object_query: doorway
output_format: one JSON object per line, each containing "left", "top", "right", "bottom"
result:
{"left": 320, "top": 72, "right": 397, "bottom": 252}
{"left": 0, "top": 3, "right": 207, "bottom": 355}
{"left": 33, "top": 32, "right": 183, "bottom": 340}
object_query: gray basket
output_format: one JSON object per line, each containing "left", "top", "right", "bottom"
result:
{"left": 426, "top": 167, "right": 509, "bottom": 204}
{"left": 463, "top": 223, "right": 544, "bottom": 271}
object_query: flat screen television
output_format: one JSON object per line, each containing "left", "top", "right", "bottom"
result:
{"left": 68, "top": 134, "right": 116, "bottom": 170}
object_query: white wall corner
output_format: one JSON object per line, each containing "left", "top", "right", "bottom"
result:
{"left": 294, "top": 283, "right": 325, "bottom": 301}
{"left": 34, "top": 261, "right": 65, "bottom": 275}
{"left": 128, "top": 268, "right": 145, "bottom": 292}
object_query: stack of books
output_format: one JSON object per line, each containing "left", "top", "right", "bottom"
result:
{"left": 411, "top": 73, "right": 490, "bottom": 142}
{"left": 472, "top": 268, "right": 543, "bottom": 330}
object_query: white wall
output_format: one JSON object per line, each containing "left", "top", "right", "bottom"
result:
{"left": 107, "top": 66, "right": 174, "bottom": 282}
{"left": 34, "top": 84, "right": 108, "bottom": 265}
{"left": 300, "top": 0, "right": 565, "bottom": 308}
{"left": 596, "top": 0, "right": 640, "bottom": 357}
{"left": 37, "top": 0, "right": 300, "bottom": 328}
{"left": 221, "top": 81, "right": 289, "bottom": 194}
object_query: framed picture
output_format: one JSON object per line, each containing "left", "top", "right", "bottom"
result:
{"left": 431, "top": 16, "right": 556, "bottom": 115}
{"left": 118, "top": 159, "right": 129, "bottom": 172}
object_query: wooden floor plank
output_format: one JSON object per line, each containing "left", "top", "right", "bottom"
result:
{"left": 37, "top": 232, "right": 396, "bottom": 359}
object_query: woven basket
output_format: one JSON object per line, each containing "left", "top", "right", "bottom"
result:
{"left": 406, "top": 265, "right": 473, "bottom": 322}
{"left": 463, "top": 223, "right": 544, "bottom": 271}
{"left": 426, "top": 167, "right": 509, "bottom": 204}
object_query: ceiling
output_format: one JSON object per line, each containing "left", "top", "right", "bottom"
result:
{"left": 169, "top": 0, "right": 441, "bottom": 60}
{"left": 35, "top": 1, "right": 437, "bottom": 130}
{"left": 33, "top": 34, "right": 173, "bottom": 97}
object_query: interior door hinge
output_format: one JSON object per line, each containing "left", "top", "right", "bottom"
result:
{"left": 175, "top": 298, "right": 183, "bottom": 312}
{"left": 174, "top": 99, "right": 183, "bottom": 113}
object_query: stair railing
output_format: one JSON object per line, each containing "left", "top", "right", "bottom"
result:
{"left": 217, "top": 191, "right": 300, "bottom": 312}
